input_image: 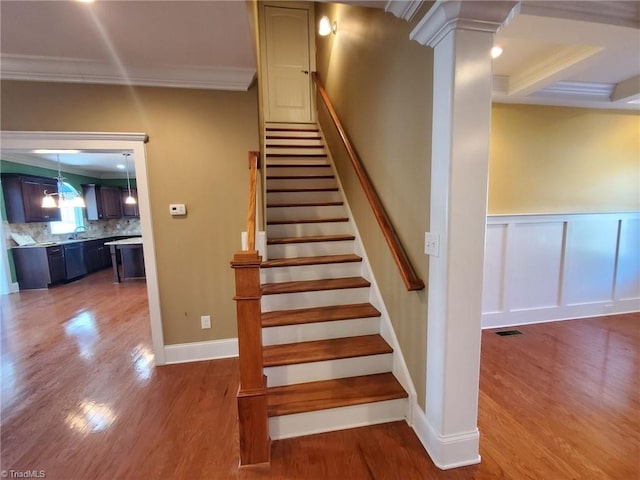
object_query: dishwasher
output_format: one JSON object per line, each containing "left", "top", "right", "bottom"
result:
{"left": 63, "top": 243, "right": 87, "bottom": 281}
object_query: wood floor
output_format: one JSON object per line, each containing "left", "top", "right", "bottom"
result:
{"left": 1, "top": 270, "right": 638, "bottom": 479}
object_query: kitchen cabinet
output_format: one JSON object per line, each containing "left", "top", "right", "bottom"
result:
{"left": 121, "top": 187, "right": 139, "bottom": 217}
{"left": 84, "top": 238, "right": 114, "bottom": 273}
{"left": 12, "top": 245, "right": 66, "bottom": 289}
{"left": 82, "top": 184, "right": 123, "bottom": 220}
{"left": 1, "top": 173, "right": 62, "bottom": 223}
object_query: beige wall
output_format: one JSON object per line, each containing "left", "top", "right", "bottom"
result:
{"left": 315, "top": 3, "right": 433, "bottom": 408}
{"left": 489, "top": 104, "right": 640, "bottom": 214}
{"left": 1, "top": 80, "right": 259, "bottom": 344}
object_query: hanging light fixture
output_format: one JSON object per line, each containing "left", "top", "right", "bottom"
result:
{"left": 41, "top": 154, "right": 86, "bottom": 208}
{"left": 123, "top": 153, "right": 137, "bottom": 205}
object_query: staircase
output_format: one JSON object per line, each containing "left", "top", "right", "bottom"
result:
{"left": 260, "top": 122, "right": 409, "bottom": 440}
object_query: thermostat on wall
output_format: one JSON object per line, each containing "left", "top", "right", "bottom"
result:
{"left": 169, "top": 204, "right": 187, "bottom": 216}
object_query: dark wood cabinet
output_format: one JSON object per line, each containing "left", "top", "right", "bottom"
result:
{"left": 121, "top": 187, "right": 139, "bottom": 217}
{"left": 82, "top": 184, "right": 123, "bottom": 220}
{"left": 1, "top": 174, "right": 62, "bottom": 223}
{"left": 84, "top": 238, "right": 114, "bottom": 273}
{"left": 12, "top": 245, "right": 65, "bottom": 289}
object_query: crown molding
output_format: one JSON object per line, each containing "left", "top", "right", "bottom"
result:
{"left": 612, "top": 75, "right": 640, "bottom": 103}
{"left": 385, "top": 0, "right": 422, "bottom": 21}
{"left": 0, "top": 55, "right": 256, "bottom": 91}
{"left": 410, "top": 1, "right": 517, "bottom": 47}
{"left": 532, "top": 81, "right": 614, "bottom": 100}
{"left": 1, "top": 131, "right": 148, "bottom": 144}
{"left": 516, "top": 1, "right": 640, "bottom": 30}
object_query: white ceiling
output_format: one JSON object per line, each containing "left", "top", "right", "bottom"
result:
{"left": 0, "top": 0, "right": 638, "bottom": 173}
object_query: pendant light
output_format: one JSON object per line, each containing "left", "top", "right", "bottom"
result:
{"left": 123, "top": 153, "right": 137, "bottom": 205}
{"left": 41, "top": 154, "right": 86, "bottom": 209}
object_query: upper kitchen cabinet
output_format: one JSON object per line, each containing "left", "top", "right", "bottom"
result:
{"left": 1, "top": 173, "right": 62, "bottom": 223}
{"left": 121, "top": 187, "right": 139, "bottom": 218}
{"left": 82, "top": 184, "right": 123, "bottom": 220}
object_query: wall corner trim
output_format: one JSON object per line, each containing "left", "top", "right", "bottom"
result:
{"left": 410, "top": 1, "right": 517, "bottom": 47}
{"left": 163, "top": 338, "right": 239, "bottom": 365}
{"left": 410, "top": 403, "right": 482, "bottom": 470}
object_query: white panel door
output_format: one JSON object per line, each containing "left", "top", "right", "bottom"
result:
{"left": 264, "top": 6, "right": 312, "bottom": 123}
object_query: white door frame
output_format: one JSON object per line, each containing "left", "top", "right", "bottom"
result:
{"left": 0, "top": 131, "right": 166, "bottom": 365}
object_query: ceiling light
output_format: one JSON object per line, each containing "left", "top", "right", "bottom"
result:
{"left": 491, "top": 46, "right": 503, "bottom": 59}
{"left": 41, "top": 154, "right": 86, "bottom": 209}
{"left": 319, "top": 16, "right": 337, "bottom": 36}
{"left": 116, "top": 164, "right": 125, "bottom": 169}
{"left": 123, "top": 153, "right": 137, "bottom": 205}
{"left": 76, "top": 0, "right": 95, "bottom": 3}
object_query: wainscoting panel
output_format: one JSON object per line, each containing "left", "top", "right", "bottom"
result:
{"left": 483, "top": 212, "right": 640, "bottom": 328}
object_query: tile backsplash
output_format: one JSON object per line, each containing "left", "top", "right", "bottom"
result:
{"left": 3, "top": 218, "right": 141, "bottom": 246}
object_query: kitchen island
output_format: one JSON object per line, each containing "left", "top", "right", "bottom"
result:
{"left": 104, "top": 237, "right": 145, "bottom": 283}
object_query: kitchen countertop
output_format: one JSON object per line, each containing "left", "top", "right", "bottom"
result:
{"left": 11, "top": 234, "right": 142, "bottom": 249}
{"left": 104, "top": 237, "right": 143, "bottom": 246}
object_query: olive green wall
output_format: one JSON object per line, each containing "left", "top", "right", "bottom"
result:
{"left": 489, "top": 104, "right": 640, "bottom": 214}
{"left": 315, "top": 3, "right": 432, "bottom": 408}
{"left": 1, "top": 80, "right": 260, "bottom": 344}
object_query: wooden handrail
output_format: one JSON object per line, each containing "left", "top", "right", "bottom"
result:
{"left": 246, "top": 151, "right": 259, "bottom": 251}
{"left": 312, "top": 72, "right": 425, "bottom": 291}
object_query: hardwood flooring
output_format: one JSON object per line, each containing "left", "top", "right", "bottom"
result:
{"left": 1, "top": 271, "right": 638, "bottom": 479}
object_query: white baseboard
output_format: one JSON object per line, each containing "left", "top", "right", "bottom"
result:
{"left": 163, "top": 338, "right": 238, "bottom": 365}
{"left": 410, "top": 402, "right": 481, "bottom": 470}
{"left": 10, "top": 282, "right": 19, "bottom": 293}
{"left": 482, "top": 298, "right": 640, "bottom": 329}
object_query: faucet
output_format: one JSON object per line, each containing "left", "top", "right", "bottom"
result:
{"left": 72, "top": 226, "right": 86, "bottom": 240}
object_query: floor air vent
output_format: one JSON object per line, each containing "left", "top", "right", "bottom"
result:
{"left": 495, "top": 330, "right": 523, "bottom": 336}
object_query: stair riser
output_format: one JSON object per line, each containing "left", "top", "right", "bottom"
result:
{"left": 267, "top": 191, "right": 342, "bottom": 205}
{"left": 266, "top": 221, "right": 351, "bottom": 238}
{"left": 266, "top": 139, "right": 324, "bottom": 147}
{"left": 265, "top": 123, "right": 317, "bottom": 130}
{"left": 261, "top": 287, "right": 370, "bottom": 312}
{"left": 266, "top": 205, "right": 345, "bottom": 221}
{"left": 265, "top": 354, "right": 392, "bottom": 387}
{"left": 266, "top": 158, "right": 328, "bottom": 166}
{"left": 266, "top": 147, "right": 326, "bottom": 156}
{"left": 262, "top": 317, "right": 380, "bottom": 346}
{"left": 267, "top": 178, "right": 337, "bottom": 189}
{"left": 261, "top": 261, "right": 361, "bottom": 283}
{"left": 268, "top": 398, "right": 407, "bottom": 440}
{"left": 267, "top": 240, "right": 355, "bottom": 259}
{"left": 266, "top": 166, "right": 332, "bottom": 176}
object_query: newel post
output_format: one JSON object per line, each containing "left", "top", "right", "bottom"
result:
{"left": 231, "top": 250, "right": 270, "bottom": 465}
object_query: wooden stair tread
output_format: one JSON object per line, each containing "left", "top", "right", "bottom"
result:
{"left": 267, "top": 201, "right": 343, "bottom": 208}
{"left": 266, "top": 135, "right": 322, "bottom": 140}
{"left": 267, "top": 217, "right": 348, "bottom": 225}
{"left": 267, "top": 234, "right": 355, "bottom": 245}
{"left": 267, "top": 153, "right": 328, "bottom": 157}
{"left": 267, "top": 187, "right": 339, "bottom": 192}
{"left": 263, "top": 334, "right": 392, "bottom": 367}
{"left": 267, "top": 164, "right": 331, "bottom": 168}
{"left": 266, "top": 127, "right": 319, "bottom": 132}
{"left": 266, "top": 175, "right": 335, "bottom": 179}
{"left": 261, "top": 254, "right": 361, "bottom": 269}
{"left": 262, "top": 302, "right": 380, "bottom": 327}
{"left": 262, "top": 276, "right": 370, "bottom": 295}
{"left": 266, "top": 144, "right": 323, "bottom": 148}
{"left": 267, "top": 373, "right": 407, "bottom": 417}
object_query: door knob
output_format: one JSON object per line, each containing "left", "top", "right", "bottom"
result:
{"left": 301, "top": 70, "right": 309, "bottom": 74}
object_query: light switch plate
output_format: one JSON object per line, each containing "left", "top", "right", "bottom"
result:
{"left": 425, "top": 232, "right": 440, "bottom": 257}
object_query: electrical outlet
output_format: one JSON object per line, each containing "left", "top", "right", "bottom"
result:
{"left": 425, "top": 232, "right": 440, "bottom": 257}
{"left": 200, "top": 315, "right": 211, "bottom": 329}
